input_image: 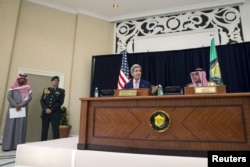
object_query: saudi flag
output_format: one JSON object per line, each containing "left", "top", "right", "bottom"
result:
{"left": 209, "top": 37, "right": 223, "bottom": 85}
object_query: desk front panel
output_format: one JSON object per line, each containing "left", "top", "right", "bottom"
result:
{"left": 78, "top": 94, "right": 250, "bottom": 156}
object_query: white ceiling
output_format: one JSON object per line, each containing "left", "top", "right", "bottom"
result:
{"left": 27, "top": 0, "right": 247, "bottom": 22}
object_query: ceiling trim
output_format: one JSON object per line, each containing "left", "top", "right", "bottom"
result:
{"left": 77, "top": 8, "right": 110, "bottom": 21}
{"left": 26, "top": 0, "right": 77, "bottom": 14}
{"left": 108, "top": 0, "right": 246, "bottom": 22}
{"left": 26, "top": 0, "right": 246, "bottom": 22}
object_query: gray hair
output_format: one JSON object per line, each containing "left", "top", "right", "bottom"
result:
{"left": 130, "top": 64, "right": 141, "bottom": 74}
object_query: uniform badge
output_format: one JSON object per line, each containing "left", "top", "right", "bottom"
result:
{"left": 55, "top": 91, "right": 60, "bottom": 95}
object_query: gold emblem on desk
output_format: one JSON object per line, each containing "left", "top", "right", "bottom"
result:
{"left": 149, "top": 110, "right": 170, "bottom": 132}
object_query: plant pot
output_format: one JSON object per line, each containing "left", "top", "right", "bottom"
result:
{"left": 59, "top": 125, "right": 72, "bottom": 138}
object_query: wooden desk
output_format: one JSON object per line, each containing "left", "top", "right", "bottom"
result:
{"left": 78, "top": 93, "right": 250, "bottom": 157}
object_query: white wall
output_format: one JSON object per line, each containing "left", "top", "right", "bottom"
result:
{"left": 135, "top": 29, "right": 219, "bottom": 52}
{"left": 0, "top": 0, "right": 114, "bottom": 138}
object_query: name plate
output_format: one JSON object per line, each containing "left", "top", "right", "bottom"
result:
{"left": 118, "top": 90, "right": 137, "bottom": 96}
{"left": 194, "top": 86, "right": 217, "bottom": 94}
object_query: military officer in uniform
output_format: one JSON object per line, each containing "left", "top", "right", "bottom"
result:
{"left": 40, "top": 76, "right": 65, "bottom": 141}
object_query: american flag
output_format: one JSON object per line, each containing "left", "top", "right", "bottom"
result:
{"left": 118, "top": 50, "right": 130, "bottom": 89}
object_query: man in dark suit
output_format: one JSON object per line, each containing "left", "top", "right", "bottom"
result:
{"left": 124, "top": 64, "right": 158, "bottom": 93}
{"left": 40, "top": 76, "right": 65, "bottom": 141}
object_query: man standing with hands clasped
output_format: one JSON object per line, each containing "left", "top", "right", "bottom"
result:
{"left": 40, "top": 76, "right": 65, "bottom": 141}
{"left": 2, "top": 73, "right": 32, "bottom": 151}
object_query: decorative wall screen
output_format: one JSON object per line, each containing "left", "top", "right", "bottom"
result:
{"left": 115, "top": 6, "right": 243, "bottom": 53}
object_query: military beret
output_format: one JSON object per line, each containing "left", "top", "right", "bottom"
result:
{"left": 51, "top": 75, "right": 60, "bottom": 81}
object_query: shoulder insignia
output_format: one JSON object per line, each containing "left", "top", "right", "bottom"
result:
{"left": 44, "top": 88, "right": 50, "bottom": 94}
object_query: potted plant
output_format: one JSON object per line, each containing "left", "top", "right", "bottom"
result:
{"left": 59, "top": 106, "right": 72, "bottom": 138}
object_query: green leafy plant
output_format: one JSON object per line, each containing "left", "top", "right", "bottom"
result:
{"left": 60, "top": 106, "right": 70, "bottom": 126}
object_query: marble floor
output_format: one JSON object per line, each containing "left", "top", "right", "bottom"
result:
{"left": 0, "top": 145, "right": 16, "bottom": 167}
